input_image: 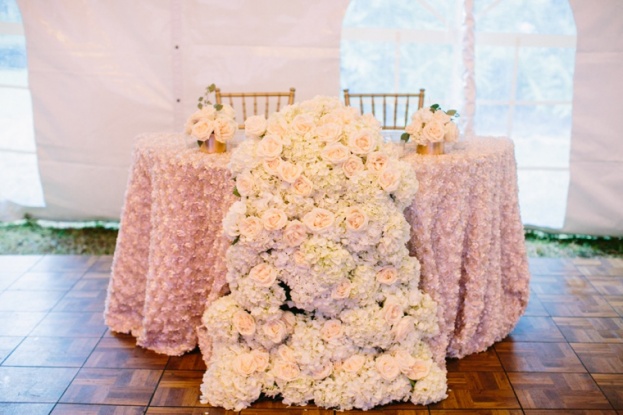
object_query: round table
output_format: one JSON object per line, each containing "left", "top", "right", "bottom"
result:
{"left": 105, "top": 134, "right": 530, "bottom": 362}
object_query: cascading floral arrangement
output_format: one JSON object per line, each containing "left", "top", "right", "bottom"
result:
{"left": 199, "top": 96, "right": 447, "bottom": 411}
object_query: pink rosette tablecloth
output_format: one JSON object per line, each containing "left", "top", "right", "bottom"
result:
{"left": 105, "top": 134, "right": 529, "bottom": 360}
{"left": 104, "top": 133, "right": 233, "bottom": 355}
{"left": 403, "top": 137, "right": 530, "bottom": 361}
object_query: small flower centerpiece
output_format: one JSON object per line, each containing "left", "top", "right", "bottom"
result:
{"left": 401, "top": 104, "right": 459, "bottom": 155}
{"left": 184, "top": 83, "right": 238, "bottom": 154}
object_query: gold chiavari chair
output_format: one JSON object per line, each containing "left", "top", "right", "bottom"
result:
{"left": 343, "top": 88, "right": 425, "bottom": 130}
{"left": 215, "top": 87, "right": 296, "bottom": 129}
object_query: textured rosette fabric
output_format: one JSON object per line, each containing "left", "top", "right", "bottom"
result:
{"left": 198, "top": 97, "right": 448, "bottom": 411}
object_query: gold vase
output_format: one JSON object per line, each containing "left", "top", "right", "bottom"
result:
{"left": 416, "top": 142, "right": 444, "bottom": 155}
{"left": 199, "top": 134, "right": 226, "bottom": 154}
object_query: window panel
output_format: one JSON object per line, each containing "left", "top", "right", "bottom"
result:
{"left": 474, "top": 103, "right": 510, "bottom": 137}
{"left": 475, "top": 45, "right": 514, "bottom": 101}
{"left": 517, "top": 47, "right": 575, "bottom": 101}
{"left": 476, "top": 0, "right": 576, "bottom": 35}
{"left": 340, "top": 40, "right": 395, "bottom": 91}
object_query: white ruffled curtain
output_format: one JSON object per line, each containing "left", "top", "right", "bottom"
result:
{"left": 9, "top": 0, "right": 623, "bottom": 235}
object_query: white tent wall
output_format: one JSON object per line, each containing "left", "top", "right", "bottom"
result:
{"left": 17, "top": 0, "right": 349, "bottom": 221}
{"left": 11, "top": 0, "right": 623, "bottom": 235}
{"left": 564, "top": 0, "right": 623, "bottom": 236}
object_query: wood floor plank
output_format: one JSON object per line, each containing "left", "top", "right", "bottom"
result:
{"left": 571, "top": 343, "right": 623, "bottom": 373}
{"left": 592, "top": 374, "right": 623, "bottom": 409}
{"left": 507, "top": 372, "right": 612, "bottom": 409}
{"left": 495, "top": 342, "right": 586, "bottom": 372}
{"left": 84, "top": 335, "right": 169, "bottom": 369}
{"left": 429, "top": 372, "right": 520, "bottom": 409}
{"left": 150, "top": 370, "right": 207, "bottom": 407}
{"left": 59, "top": 368, "right": 162, "bottom": 405}
{"left": 554, "top": 317, "right": 623, "bottom": 343}
{"left": 51, "top": 404, "right": 146, "bottom": 414}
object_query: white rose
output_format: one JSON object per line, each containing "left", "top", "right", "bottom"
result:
{"left": 263, "top": 319, "right": 287, "bottom": 343}
{"left": 413, "top": 107, "right": 433, "bottom": 123}
{"left": 218, "top": 103, "right": 236, "bottom": 119}
{"left": 348, "top": 130, "right": 376, "bottom": 155}
{"left": 257, "top": 135, "right": 283, "bottom": 159}
{"left": 421, "top": 119, "right": 445, "bottom": 143}
{"left": 278, "top": 161, "right": 302, "bottom": 184}
{"left": 214, "top": 116, "right": 237, "bottom": 143}
{"left": 283, "top": 220, "right": 307, "bottom": 247}
{"left": 376, "top": 266, "right": 398, "bottom": 285}
{"left": 233, "top": 310, "right": 256, "bottom": 336}
{"left": 321, "top": 319, "right": 343, "bottom": 342}
{"left": 244, "top": 115, "right": 268, "bottom": 138}
{"left": 331, "top": 279, "right": 351, "bottom": 300}
{"left": 267, "top": 114, "right": 289, "bottom": 137}
{"left": 248, "top": 263, "right": 278, "bottom": 287}
{"left": 433, "top": 109, "right": 452, "bottom": 124}
{"left": 273, "top": 360, "right": 300, "bottom": 381}
{"left": 405, "top": 121, "right": 423, "bottom": 137}
{"left": 315, "top": 123, "right": 342, "bottom": 143}
{"left": 366, "top": 152, "right": 389, "bottom": 173}
{"left": 263, "top": 157, "right": 282, "bottom": 175}
{"left": 292, "top": 175, "right": 313, "bottom": 196}
{"left": 392, "top": 316, "right": 415, "bottom": 342}
{"left": 383, "top": 297, "right": 404, "bottom": 325}
{"left": 322, "top": 143, "right": 351, "bottom": 164}
{"left": 394, "top": 349, "right": 417, "bottom": 374}
{"left": 291, "top": 114, "right": 314, "bottom": 135}
{"left": 378, "top": 167, "right": 401, "bottom": 192}
{"left": 405, "top": 359, "right": 432, "bottom": 381}
{"left": 342, "top": 155, "right": 365, "bottom": 178}
{"left": 238, "top": 216, "right": 264, "bottom": 240}
{"left": 261, "top": 208, "right": 288, "bottom": 231}
{"left": 375, "top": 354, "right": 400, "bottom": 381}
{"left": 236, "top": 172, "right": 255, "bottom": 197}
{"left": 251, "top": 349, "right": 270, "bottom": 372}
{"left": 277, "top": 345, "right": 297, "bottom": 362}
{"left": 184, "top": 109, "right": 205, "bottom": 134}
{"left": 362, "top": 113, "right": 382, "bottom": 129}
{"left": 342, "top": 355, "right": 366, "bottom": 373}
{"left": 311, "top": 362, "right": 333, "bottom": 380}
{"left": 199, "top": 105, "right": 217, "bottom": 120}
{"left": 191, "top": 119, "right": 215, "bottom": 141}
{"left": 233, "top": 352, "right": 258, "bottom": 376}
{"left": 302, "top": 208, "right": 335, "bottom": 233}
{"left": 344, "top": 206, "right": 368, "bottom": 232}
{"left": 320, "top": 112, "right": 341, "bottom": 126}
{"left": 444, "top": 121, "right": 459, "bottom": 143}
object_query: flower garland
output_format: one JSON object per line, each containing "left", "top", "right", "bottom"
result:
{"left": 184, "top": 84, "right": 238, "bottom": 144}
{"left": 200, "top": 96, "right": 447, "bottom": 411}
{"left": 401, "top": 104, "right": 459, "bottom": 145}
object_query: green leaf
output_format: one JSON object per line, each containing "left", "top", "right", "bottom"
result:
{"left": 233, "top": 187, "right": 241, "bottom": 197}
{"left": 208, "top": 83, "right": 216, "bottom": 92}
{"left": 232, "top": 235, "right": 240, "bottom": 245}
{"left": 197, "top": 103, "right": 203, "bottom": 109}
{"left": 198, "top": 96, "right": 203, "bottom": 102}
{"left": 214, "top": 104, "right": 223, "bottom": 111}
{"left": 430, "top": 103, "right": 440, "bottom": 112}
{"left": 446, "top": 109, "right": 457, "bottom": 116}
{"left": 196, "top": 140, "right": 203, "bottom": 147}
{"left": 400, "top": 132, "right": 411, "bottom": 143}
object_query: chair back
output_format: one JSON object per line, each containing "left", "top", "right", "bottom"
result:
{"left": 215, "top": 88, "right": 296, "bottom": 129}
{"left": 343, "top": 89, "right": 425, "bottom": 130}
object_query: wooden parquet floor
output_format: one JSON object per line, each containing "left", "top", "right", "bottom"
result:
{"left": 0, "top": 255, "right": 622, "bottom": 415}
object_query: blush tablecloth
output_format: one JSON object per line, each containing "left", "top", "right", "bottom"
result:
{"left": 105, "top": 134, "right": 530, "bottom": 361}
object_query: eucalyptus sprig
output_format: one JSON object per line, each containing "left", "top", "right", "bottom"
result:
{"left": 197, "top": 83, "right": 224, "bottom": 111}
